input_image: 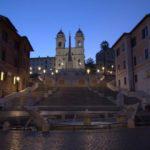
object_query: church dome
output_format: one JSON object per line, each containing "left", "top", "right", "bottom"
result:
{"left": 57, "top": 30, "right": 65, "bottom": 38}
{"left": 76, "top": 28, "right": 84, "bottom": 37}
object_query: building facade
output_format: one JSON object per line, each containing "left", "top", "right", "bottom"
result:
{"left": 0, "top": 15, "right": 33, "bottom": 96}
{"left": 96, "top": 41, "right": 115, "bottom": 70}
{"left": 55, "top": 29, "right": 85, "bottom": 70}
{"left": 30, "top": 56, "right": 55, "bottom": 74}
{"left": 112, "top": 14, "right": 150, "bottom": 95}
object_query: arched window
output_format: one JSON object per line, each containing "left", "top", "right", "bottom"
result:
{"left": 78, "top": 41, "right": 82, "bottom": 47}
{"left": 58, "top": 42, "right": 62, "bottom": 47}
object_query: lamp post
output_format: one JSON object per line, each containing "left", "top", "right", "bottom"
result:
{"left": 86, "top": 69, "right": 91, "bottom": 87}
{"left": 38, "top": 66, "right": 41, "bottom": 71}
{"left": 38, "top": 66, "right": 41, "bottom": 75}
{"left": 97, "top": 69, "right": 100, "bottom": 74}
{"left": 102, "top": 66, "right": 105, "bottom": 75}
{"left": 43, "top": 69, "right": 46, "bottom": 83}
{"left": 16, "top": 76, "right": 20, "bottom": 92}
{"left": 55, "top": 69, "right": 58, "bottom": 88}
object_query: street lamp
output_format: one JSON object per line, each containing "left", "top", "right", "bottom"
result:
{"left": 55, "top": 69, "right": 58, "bottom": 74}
{"left": 86, "top": 69, "right": 91, "bottom": 87}
{"left": 16, "top": 76, "right": 20, "bottom": 92}
{"left": 43, "top": 69, "right": 46, "bottom": 83}
{"left": 43, "top": 69, "right": 46, "bottom": 74}
{"left": 86, "top": 69, "right": 90, "bottom": 75}
{"left": 97, "top": 69, "right": 100, "bottom": 73}
{"left": 55, "top": 69, "right": 59, "bottom": 88}
{"left": 102, "top": 66, "right": 105, "bottom": 71}
{"left": 38, "top": 66, "right": 41, "bottom": 71}
{"left": 102, "top": 66, "right": 106, "bottom": 75}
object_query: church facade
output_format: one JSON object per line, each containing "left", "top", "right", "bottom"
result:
{"left": 55, "top": 29, "right": 85, "bottom": 70}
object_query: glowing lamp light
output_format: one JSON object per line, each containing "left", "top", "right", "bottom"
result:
{"left": 55, "top": 69, "right": 58, "bottom": 74}
{"left": 38, "top": 67, "right": 41, "bottom": 71}
{"left": 0, "top": 72, "right": 4, "bottom": 81}
{"left": 86, "top": 69, "right": 90, "bottom": 74}
{"left": 13, "top": 76, "right": 20, "bottom": 84}
{"left": 30, "top": 67, "right": 32, "bottom": 70}
{"left": 13, "top": 77, "right": 16, "bottom": 84}
{"left": 102, "top": 67, "right": 105, "bottom": 71}
{"left": 16, "top": 77, "right": 20, "bottom": 82}
{"left": 29, "top": 71, "right": 33, "bottom": 75}
{"left": 61, "top": 62, "right": 64, "bottom": 66}
{"left": 111, "top": 65, "right": 114, "bottom": 68}
{"left": 43, "top": 69, "right": 46, "bottom": 74}
{"left": 97, "top": 69, "right": 100, "bottom": 73}
{"left": 79, "top": 62, "right": 82, "bottom": 65}
{"left": 51, "top": 72, "right": 54, "bottom": 75}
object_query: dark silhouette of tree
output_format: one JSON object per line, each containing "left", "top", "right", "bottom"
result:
{"left": 85, "top": 57, "right": 96, "bottom": 73}
{"left": 101, "top": 41, "right": 109, "bottom": 51}
{"left": 100, "top": 41, "right": 110, "bottom": 75}
{"left": 86, "top": 58, "right": 94, "bottom": 66}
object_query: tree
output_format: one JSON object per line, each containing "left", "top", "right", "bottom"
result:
{"left": 86, "top": 58, "right": 94, "bottom": 66}
{"left": 85, "top": 57, "right": 96, "bottom": 73}
{"left": 100, "top": 41, "right": 110, "bottom": 74}
{"left": 101, "top": 41, "right": 109, "bottom": 51}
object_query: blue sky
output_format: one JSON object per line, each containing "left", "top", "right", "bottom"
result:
{"left": 0, "top": 0, "right": 149, "bottom": 60}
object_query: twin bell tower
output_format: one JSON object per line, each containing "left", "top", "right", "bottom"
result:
{"left": 55, "top": 29, "right": 85, "bottom": 70}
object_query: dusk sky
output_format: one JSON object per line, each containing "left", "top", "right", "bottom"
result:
{"left": 0, "top": 0, "right": 149, "bottom": 60}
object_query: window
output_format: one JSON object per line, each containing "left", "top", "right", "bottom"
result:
{"left": 117, "top": 65, "right": 120, "bottom": 71}
{"left": 45, "top": 65, "right": 47, "bottom": 69}
{"left": 0, "top": 72, "right": 5, "bottom": 81}
{"left": 78, "top": 41, "right": 82, "bottom": 47}
{"left": 133, "top": 56, "right": 137, "bottom": 66}
{"left": 0, "top": 72, "right": 7, "bottom": 81}
{"left": 124, "top": 77, "right": 126, "bottom": 85}
{"left": 58, "top": 42, "right": 62, "bottom": 47}
{"left": 123, "top": 60, "right": 126, "bottom": 69}
{"left": 145, "top": 49, "right": 149, "bottom": 59}
{"left": 134, "top": 74, "right": 138, "bottom": 83}
{"left": 122, "top": 43, "right": 125, "bottom": 51}
{"left": 14, "top": 41, "right": 20, "bottom": 50}
{"left": 142, "top": 26, "right": 148, "bottom": 39}
{"left": 14, "top": 57, "right": 18, "bottom": 67}
{"left": 2, "top": 30, "right": 8, "bottom": 42}
{"left": 116, "top": 48, "right": 120, "bottom": 57}
{"left": 118, "top": 80, "right": 121, "bottom": 87}
{"left": 0, "top": 50, "right": 6, "bottom": 61}
{"left": 27, "top": 51, "right": 30, "bottom": 58}
{"left": 131, "top": 37, "right": 136, "bottom": 48}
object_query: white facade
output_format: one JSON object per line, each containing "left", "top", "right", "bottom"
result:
{"left": 55, "top": 29, "right": 85, "bottom": 70}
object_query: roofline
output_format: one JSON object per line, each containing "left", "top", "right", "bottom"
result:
{"left": 30, "top": 56, "right": 55, "bottom": 59}
{"left": 112, "top": 33, "right": 129, "bottom": 48}
{"left": 130, "top": 13, "right": 150, "bottom": 33}
{"left": 112, "top": 14, "right": 150, "bottom": 48}
{"left": 21, "top": 36, "right": 34, "bottom": 51}
{"left": 0, "top": 15, "right": 17, "bottom": 32}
